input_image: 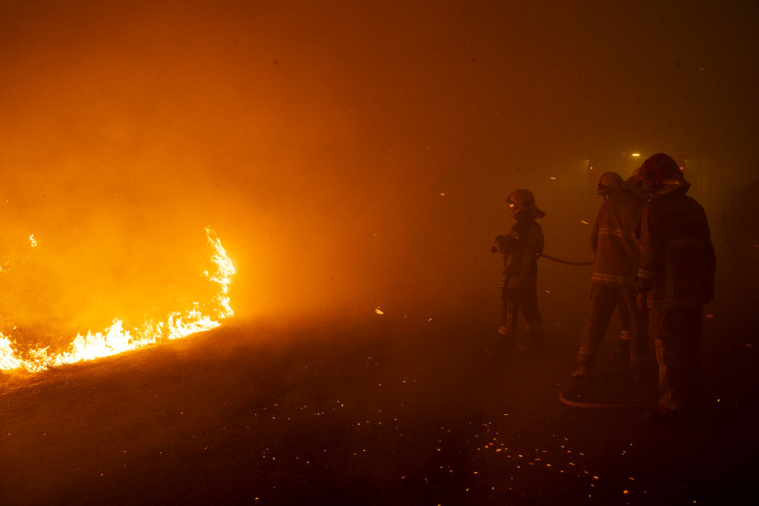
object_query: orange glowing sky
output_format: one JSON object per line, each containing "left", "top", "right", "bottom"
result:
{"left": 1, "top": 0, "right": 758, "bottom": 328}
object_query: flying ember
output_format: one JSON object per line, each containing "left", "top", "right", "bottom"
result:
{"left": 0, "top": 227, "right": 235, "bottom": 373}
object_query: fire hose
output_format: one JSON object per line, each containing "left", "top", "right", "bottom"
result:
{"left": 559, "top": 385, "right": 650, "bottom": 409}
{"left": 539, "top": 254, "right": 594, "bottom": 266}
{"left": 493, "top": 234, "right": 593, "bottom": 266}
{"left": 560, "top": 383, "right": 759, "bottom": 411}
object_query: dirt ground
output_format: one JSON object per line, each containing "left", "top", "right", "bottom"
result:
{"left": 1, "top": 308, "right": 758, "bottom": 505}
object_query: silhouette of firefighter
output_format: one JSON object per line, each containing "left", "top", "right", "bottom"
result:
{"left": 572, "top": 171, "right": 648, "bottom": 380}
{"left": 635, "top": 153, "right": 716, "bottom": 423}
{"left": 491, "top": 189, "right": 545, "bottom": 355}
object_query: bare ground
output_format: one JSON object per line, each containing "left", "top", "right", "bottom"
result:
{"left": 1, "top": 312, "right": 757, "bottom": 506}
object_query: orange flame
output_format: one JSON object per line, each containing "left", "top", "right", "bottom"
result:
{"left": 0, "top": 228, "right": 235, "bottom": 373}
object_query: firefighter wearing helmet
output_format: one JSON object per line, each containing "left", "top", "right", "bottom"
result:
{"left": 635, "top": 153, "right": 716, "bottom": 423}
{"left": 572, "top": 171, "right": 648, "bottom": 380}
{"left": 491, "top": 189, "right": 545, "bottom": 355}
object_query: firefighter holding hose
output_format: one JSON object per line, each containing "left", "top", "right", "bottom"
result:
{"left": 491, "top": 189, "right": 546, "bottom": 355}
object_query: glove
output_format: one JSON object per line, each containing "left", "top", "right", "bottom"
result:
{"left": 492, "top": 235, "right": 505, "bottom": 253}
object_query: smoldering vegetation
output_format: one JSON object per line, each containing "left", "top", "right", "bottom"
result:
{"left": 1, "top": 0, "right": 758, "bottom": 360}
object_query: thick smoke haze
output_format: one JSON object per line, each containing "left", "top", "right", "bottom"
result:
{"left": 1, "top": 0, "right": 758, "bottom": 341}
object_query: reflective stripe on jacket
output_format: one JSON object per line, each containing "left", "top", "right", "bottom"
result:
{"left": 591, "top": 190, "right": 645, "bottom": 286}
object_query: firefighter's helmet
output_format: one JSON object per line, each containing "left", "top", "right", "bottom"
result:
{"left": 638, "top": 153, "right": 681, "bottom": 192}
{"left": 597, "top": 171, "right": 623, "bottom": 196}
{"left": 507, "top": 189, "right": 545, "bottom": 220}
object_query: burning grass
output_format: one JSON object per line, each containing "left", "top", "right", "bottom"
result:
{"left": 0, "top": 227, "right": 235, "bottom": 373}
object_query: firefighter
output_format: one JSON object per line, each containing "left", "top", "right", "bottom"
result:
{"left": 491, "top": 189, "right": 545, "bottom": 355}
{"left": 636, "top": 153, "right": 716, "bottom": 423}
{"left": 572, "top": 172, "right": 648, "bottom": 380}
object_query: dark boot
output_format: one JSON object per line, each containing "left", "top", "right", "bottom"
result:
{"left": 572, "top": 364, "right": 589, "bottom": 379}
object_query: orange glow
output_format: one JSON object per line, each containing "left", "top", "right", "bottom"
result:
{"left": 0, "top": 0, "right": 752, "bottom": 332}
{"left": 0, "top": 228, "right": 235, "bottom": 373}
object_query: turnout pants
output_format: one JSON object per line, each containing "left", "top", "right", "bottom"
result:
{"left": 576, "top": 283, "right": 647, "bottom": 370}
{"left": 650, "top": 305, "right": 703, "bottom": 413}
{"left": 500, "top": 288, "right": 543, "bottom": 351}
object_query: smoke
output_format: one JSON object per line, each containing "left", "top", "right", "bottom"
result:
{"left": 1, "top": 0, "right": 758, "bottom": 348}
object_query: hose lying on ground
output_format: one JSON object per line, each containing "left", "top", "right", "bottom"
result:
{"left": 560, "top": 382, "right": 759, "bottom": 410}
{"left": 559, "top": 387, "right": 649, "bottom": 409}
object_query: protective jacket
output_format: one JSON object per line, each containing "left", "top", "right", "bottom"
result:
{"left": 494, "top": 219, "right": 544, "bottom": 292}
{"left": 591, "top": 189, "right": 646, "bottom": 286}
{"left": 637, "top": 185, "right": 716, "bottom": 308}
